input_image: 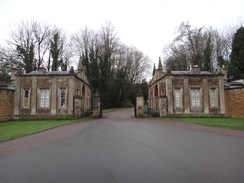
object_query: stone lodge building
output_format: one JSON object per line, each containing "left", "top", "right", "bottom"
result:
{"left": 13, "top": 60, "right": 91, "bottom": 119}
{"left": 148, "top": 58, "right": 225, "bottom": 116}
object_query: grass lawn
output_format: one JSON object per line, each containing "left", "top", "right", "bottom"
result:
{"left": 177, "top": 118, "right": 244, "bottom": 130}
{"left": 150, "top": 117, "right": 244, "bottom": 130}
{"left": 102, "top": 108, "right": 121, "bottom": 113}
{"left": 0, "top": 120, "right": 73, "bottom": 142}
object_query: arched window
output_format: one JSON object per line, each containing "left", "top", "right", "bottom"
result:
{"left": 76, "top": 89, "right": 80, "bottom": 95}
{"left": 61, "top": 89, "right": 65, "bottom": 107}
{"left": 174, "top": 87, "right": 182, "bottom": 108}
{"left": 24, "top": 90, "right": 29, "bottom": 98}
{"left": 191, "top": 88, "right": 200, "bottom": 107}
{"left": 82, "top": 85, "right": 85, "bottom": 97}
{"left": 210, "top": 87, "right": 218, "bottom": 108}
{"left": 154, "top": 85, "right": 158, "bottom": 97}
{"left": 23, "top": 89, "right": 30, "bottom": 108}
{"left": 161, "top": 88, "right": 165, "bottom": 95}
{"left": 40, "top": 89, "right": 50, "bottom": 108}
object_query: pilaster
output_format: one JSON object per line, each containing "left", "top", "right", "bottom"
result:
{"left": 68, "top": 77, "right": 74, "bottom": 114}
{"left": 14, "top": 76, "right": 20, "bottom": 116}
{"left": 203, "top": 78, "right": 209, "bottom": 114}
{"left": 136, "top": 95, "right": 144, "bottom": 118}
{"left": 166, "top": 76, "right": 173, "bottom": 114}
{"left": 93, "top": 92, "right": 102, "bottom": 118}
{"left": 31, "top": 76, "right": 37, "bottom": 115}
{"left": 51, "top": 76, "right": 57, "bottom": 115}
{"left": 183, "top": 77, "right": 190, "bottom": 114}
{"left": 219, "top": 76, "right": 225, "bottom": 114}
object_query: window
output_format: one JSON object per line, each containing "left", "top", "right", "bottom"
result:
{"left": 76, "top": 89, "right": 79, "bottom": 95}
{"left": 161, "top": 88, "right": 165, "bottom": 95}
{"left": 82, "top": 85, "right": 85, "bottom": 97}
{"left": 40, "top": 89, "right": 49, "bottom": 108}
{"left": 191, "top": 88, "right": 200, "bottom": 107}
{"left": 23, "top": 89, "right": 30, "bottom": 108}
{"left": 61, "top": 89, "right": 66, "bottom": 107}
{"left": 154, "top": 85, "right": 158, "bottom": 97}
{"left": 210, "top": 88, "right": 217, "bottom": 107}
{"left": 174, "top": 88, "right": 182, "bottom": 108}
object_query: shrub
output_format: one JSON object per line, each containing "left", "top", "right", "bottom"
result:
{"left": 151, "top": 111, "right": 160, "bottom": 117}
{"left": 123, "top": 99, "right": 133, "bottom": 108}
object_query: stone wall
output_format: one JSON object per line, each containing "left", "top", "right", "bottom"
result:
{"left": 225, "top": 87, "right": 244, "bottom": 118}
{"left": 0, "top": 89, "right": 14, "bottom": 122}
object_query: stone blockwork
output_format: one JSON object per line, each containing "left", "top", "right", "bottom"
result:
{"left": 148, "top": 58, "right": 226, "bottom": 116}
{"left": 93, "top": 93, "right": 102, "bottom": 118}
{"left": 136, "top": 95, "right": 144, "bottom": 118}
{"left": 13, "top": 59, "right": 91, "bottom": 119}
{"left": 225, "top": 87, "right": 244, "bottom": 118}
{"left": 0, "top": 89, "right": 14, "bottom": 122}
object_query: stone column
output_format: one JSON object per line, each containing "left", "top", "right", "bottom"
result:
{"left": 152, "top": 86, "right": 156, "bottom": 112}
{"left": 183, "top": 77, "right": 190, "bottom": 114}
{"left": 203, "top": 78, "right": 209, "bottom": 114}
{"left": 73, "top": 95, "right": 82, "bottom": 117}
{"left": 159, "top": 96, "right": 167, "bottom": 116}
{"left": 166, "top": 76, "right": 173, "bottom": 114}
{"left": 136, "top": 94, "right": 144, "bottom": 118}
{"left": 51, "top": 76, "right": 57, "bottom": 115}
{"left": 68, "top": 77, "right": 74, "bottom": 115}
{"left": 31, "top": 76, "right": 37, "bottom": 115}
{"left": 14, "top": 76, "right": 20, "bottom": 116}
{"left": 219, "top": 76, "right": 225, "bottom": 114}
{"left": 93, "top": 92, "right": 102, "bottom": 118}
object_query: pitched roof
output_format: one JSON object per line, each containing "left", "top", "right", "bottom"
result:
{"left": 27, "top": 71, "right": 70, "bottom": 75}
{"left": 171, "top": 71, "right": 212, "bottom": 75}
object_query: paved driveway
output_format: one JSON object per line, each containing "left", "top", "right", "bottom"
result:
{"left": 0, "top": 108, "right": 244, "bottom": 183}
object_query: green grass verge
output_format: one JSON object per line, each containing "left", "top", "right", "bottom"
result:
{"left": 177, "top": 118, "right": 244, "bottom": 130}
{"left": 149, "top": 117, "right": 244, "bottom": 130}
{"left": 0, "top": 120, "right": 73, "bottom": 142}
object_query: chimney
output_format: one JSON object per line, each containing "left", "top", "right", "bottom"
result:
{"left": 38, "top": 64, "right": 46, "bottom": 72}
{"left": 10, "top": 65, "right": 18, "bottom": 84}
{"left": 11, "top": 65, "right": 18, "bottom": 79}
{"left": 192, "top": 65, "right": 200, "bottom": 74}
{"left": 221, "top": 65, "right": 227, "bottom": 78}
{"left": 69, "top": 66, "right": 74, "bottom": 74}
{"left": 78, "top": 57, "right": 83, "bottom": 71}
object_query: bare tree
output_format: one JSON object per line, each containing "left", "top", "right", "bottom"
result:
{"left": 72, "top": 23, "right": 150, "bottom": 106}
{"left": 0, "top": 44, "right": 24, "bottom": 81}
{"left": 163, "top": 22, "right": 232, "bottom": 72}
{"left": 72, "top": 27, "right": 99, "bottom": 91}
{"left": 47, "top": 28, "right": 73, "bottom": 71}
{"left": 8, "top": 20, "right": 51, "bottom": 73}
{"left": 32, "top": 21, "right": 51, "bottom": 69}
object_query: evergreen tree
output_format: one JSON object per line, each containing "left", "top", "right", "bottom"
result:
{"left": 49, "top": 32, "right": 62, "bottom": 71}
{"left": 229, "top": 27, "right": 244, "bottom": 79}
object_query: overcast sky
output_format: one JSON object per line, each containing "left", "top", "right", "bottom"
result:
{"left": 0, "top": 0, "right": 243, "bottom": 67}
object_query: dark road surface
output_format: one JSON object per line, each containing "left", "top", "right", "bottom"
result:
{"left": 0, "top": 108, "right": 244, "bottom": 183}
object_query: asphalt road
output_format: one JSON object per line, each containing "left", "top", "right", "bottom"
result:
{"left": 0, "top": 108, "right": 244, "bottom": 183}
